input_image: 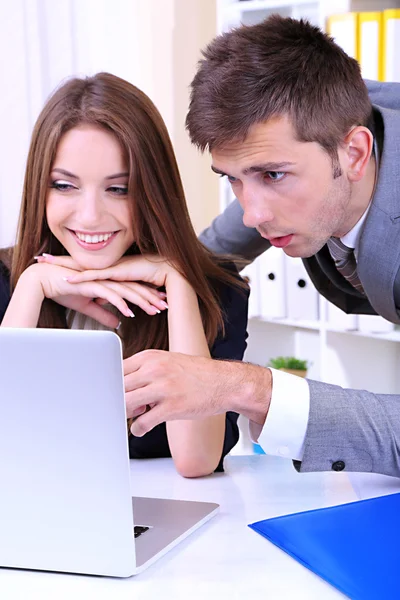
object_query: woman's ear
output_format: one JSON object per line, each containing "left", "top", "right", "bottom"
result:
{"left": 343, "top": 126, "right": 374, "bottom": 183}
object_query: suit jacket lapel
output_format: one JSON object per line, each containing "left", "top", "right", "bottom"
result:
{"left": 303, "top": 248, "right": 373, "bottom": 315}
{"left": 303, "top": 105, "right": 400, "bottom": 323}
{"left": 357, "top": 106, "right": 400, "bottom": 323}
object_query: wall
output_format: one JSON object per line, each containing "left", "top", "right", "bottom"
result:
{"left": 0, "top": 0, "right": 219, "bottom": 248}
{"left": 172, "top": 0, "right": 219, "bottom": 234}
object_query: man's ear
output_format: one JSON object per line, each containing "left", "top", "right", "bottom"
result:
{"left": 343, "top": 126, "right": 374, "bottom": 182}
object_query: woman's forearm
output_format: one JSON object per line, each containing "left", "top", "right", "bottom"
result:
{"left": 1, "top": 269, "right": 44, "bottom": 327}
{"left": 165, "top": 271, "right": 226, "bottom": 477}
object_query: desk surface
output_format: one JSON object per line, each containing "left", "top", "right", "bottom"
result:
{"left": 2, "top": 454, "right": 400, "bottom": 600}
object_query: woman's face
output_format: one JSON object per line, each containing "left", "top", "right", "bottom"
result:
{"left": 46, "top": 124, "right": 135, "bottom": 270}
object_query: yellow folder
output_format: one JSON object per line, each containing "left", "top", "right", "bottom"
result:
{"left": 357, "top": 12, "right": 382, "bottom": 81}
{"left": 382, "top": 9, "right": 400, "bottom": 82}
{"left": 327, "top": 13, "right": 358, "bottom": 60}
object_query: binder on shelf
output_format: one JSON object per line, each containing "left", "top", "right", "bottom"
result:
{"left": 327, "top": 12, "right": 358, "bottom": 59}
{"left": 382, "top": 9, "right": 400, "bottom": 82}
{"left": 358, "top": 314, "right": 395, "bottom": 334}
{"left": 240, "top": 259, "right": 260, "bottom": 319}
{"left": 326, "top": 301, "right": 358, "bottom": 331}
{"left": 249, "top": 492, "right": 400, "bottom": 599}
{"left": 357, "top": 11, "right": 382, "bottom": 81}
{"left": 285, "top": 257, "right": 319, "bottom": 322}
{"left": 258, "top": 248, "right": 286, "bottom": 320}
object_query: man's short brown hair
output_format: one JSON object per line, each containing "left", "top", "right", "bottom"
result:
{"left": 186, "top": 15, "right": 372, "bottom": 162}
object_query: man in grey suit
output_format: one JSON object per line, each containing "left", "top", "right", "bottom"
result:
{"left": 125, "top": 15, "right": 400, "bottom": 477}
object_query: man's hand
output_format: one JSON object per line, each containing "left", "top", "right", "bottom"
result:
{"left": 124, "top": 350, "right": 273, "bottom": 436}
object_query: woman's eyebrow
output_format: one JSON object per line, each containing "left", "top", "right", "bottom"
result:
{"left": 105, "top": 172, "right": 129, "bottom": 180}
{"left": 51, "top": 169, "right": 129, "bottom": 180}
{"left": 51, "top": 168, "right": 79, "bottom": 179}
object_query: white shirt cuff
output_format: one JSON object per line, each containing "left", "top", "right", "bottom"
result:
{"left": 249, "top": 367, "right": 310, "bottom": 461}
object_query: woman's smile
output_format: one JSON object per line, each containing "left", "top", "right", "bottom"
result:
{"left": 67, "top": 228, "right": 120, "bottom": 251}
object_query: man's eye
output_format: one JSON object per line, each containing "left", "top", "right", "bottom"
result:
{"left": 108, "top": 185, "right": 128, "bottom": 195}
{"left": 50, "top": 180, "right": 75, "bottom": 191}
{"left": 219, "top": 173, "right": 238, "bottom": 184}
{"left": 265, "top": 171, "right": 285, "bottom": 181}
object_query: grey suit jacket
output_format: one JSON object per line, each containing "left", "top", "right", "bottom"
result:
{"left": 199, "top": 80, "right": 400, "bottom": 477}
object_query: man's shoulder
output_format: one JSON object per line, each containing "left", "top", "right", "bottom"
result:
{"left": 366, "top": 80, "right": 400, "bottom": 112}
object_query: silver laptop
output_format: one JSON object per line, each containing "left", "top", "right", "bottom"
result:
{"left": 0, "top": 328, "right": 218, "bottom": 577}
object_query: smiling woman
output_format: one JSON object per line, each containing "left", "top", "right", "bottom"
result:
{"left": 0, "top": 72, "right": 249, "bottom": 478}
{"left": 46, "top": 126, "right": 135, "bottom": 271}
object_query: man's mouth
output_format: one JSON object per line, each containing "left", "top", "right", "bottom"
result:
{"left": 267, "top": 234, "right": 294, "bottom": 248}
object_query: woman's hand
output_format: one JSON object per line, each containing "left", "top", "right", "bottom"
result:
{"left": 38, "top": 254, "right": 178, "bottom": 290}
{"left": 26, "top": 259, "right": 167, "bottom": 327}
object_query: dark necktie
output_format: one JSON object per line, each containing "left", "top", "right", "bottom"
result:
{"left": 327, "top": 237, "right": 364, "bottom": 294}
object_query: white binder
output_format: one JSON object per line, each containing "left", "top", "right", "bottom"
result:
{"left": 326, "top": 301, "right": 358, "bottom": 331}
{"left": 285, "top": 257, "right": 319, "bottom": 321}
{"left": 240, "top": 260, "right": 260, "bottom": 319}
{"left": 258, "top": 248, "right": 286, "bottom": 319}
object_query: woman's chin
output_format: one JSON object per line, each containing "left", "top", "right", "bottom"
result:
{"left": 73, "top": 254, "right": 119, "bottom": 271}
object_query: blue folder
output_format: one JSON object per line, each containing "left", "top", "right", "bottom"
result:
{"left": 249, "top": 492, "right": 400, "bottom": 599}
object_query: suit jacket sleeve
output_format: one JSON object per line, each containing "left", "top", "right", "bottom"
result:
{"left": 199, "top": 199, "right": 271, "bottom": 262}
{"left": 297, "top": 378, "right": 400, "bottom": 477}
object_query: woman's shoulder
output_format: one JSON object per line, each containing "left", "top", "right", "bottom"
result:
{"left": 0, "top": 247, "right": 12, "bottom": 271}
{"left": 210, "top": 258, "right": 249, "bottom": 305}
{"left": 0, "top": 253, "right": 11, "bottom": 286}
{"left": 209, "top": 258, "right": 249, "bottom": 361}
{"left": 0, "top": 256, "right": 11, "bottom": 321}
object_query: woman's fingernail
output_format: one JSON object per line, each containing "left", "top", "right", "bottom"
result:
{"left": 161, "top": 301, "right": 169, "bottom": 309}
{"left": 62, "top": 277, "right": 70, "bottom": 281}
{"left": 42, "top": 253, "right": 53, "bottom": 258}
{"left": 116, "top": 321, "right": 122, "bottom": 330}
{"left": 128, "top": 309, "right": 135, "bottom": 318}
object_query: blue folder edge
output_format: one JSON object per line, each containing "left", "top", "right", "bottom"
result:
{"left": 248, "top": 492, "right": 400, "bottom": 600}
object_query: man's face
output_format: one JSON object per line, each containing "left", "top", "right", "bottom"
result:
{"left": 211, "top": 115, "right": 353, "bottom": 258}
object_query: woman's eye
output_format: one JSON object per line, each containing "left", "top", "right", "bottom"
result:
{"left": 108, "top": 185, "right": 128, "bottom": 195}
{"left": 50, "top": 180, "right": 75, "bottom": 192}
{"left": 265, "top": 171, "right": 285, "bottom": 182}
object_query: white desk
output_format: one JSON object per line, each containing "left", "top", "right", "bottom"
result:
{"left": 1, "top": 454, "right": 400, "bottom": 599}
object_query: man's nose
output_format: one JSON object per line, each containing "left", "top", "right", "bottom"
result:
{"left": 240, "top": 185, "right": 274, "bottom": 229}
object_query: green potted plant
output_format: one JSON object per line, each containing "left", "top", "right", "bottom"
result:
{"left": 267, "top": 356, "right": 309, "bottom": 378}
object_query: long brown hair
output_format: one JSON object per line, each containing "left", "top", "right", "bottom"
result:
{"left": 8, "top": 72, "right": 244, "bottom": 357}
{"left": 186, "top": 15, "right": 372, "bottom": 166}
